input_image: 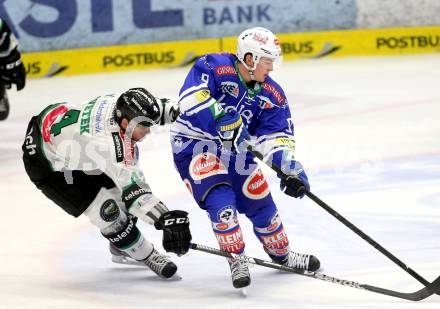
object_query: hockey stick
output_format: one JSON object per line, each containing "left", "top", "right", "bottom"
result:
{"left": 190, "top": 243, "right": 440, "bottom": 301}
{"left": 245, "top": 142, "right": 438, "bottom": 293}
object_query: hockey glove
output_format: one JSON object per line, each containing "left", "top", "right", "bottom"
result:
{"left": 279, "top": 160, "right": 310, "bottom": 198}
{"left": 154, "top": 210, "right": 192, "bottom": 255}
{"left": 215, "top": 110, "right": 250, "bottom": 153}
{"left": 0, "top": 48, "right": 26, "bottom": 91}
{"left": 158, "top": 98, "right": 180, "bottom": 125}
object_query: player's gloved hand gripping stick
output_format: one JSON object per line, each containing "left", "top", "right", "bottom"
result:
{"left": 155, "top": 210, "right": 192, "bottom": 255}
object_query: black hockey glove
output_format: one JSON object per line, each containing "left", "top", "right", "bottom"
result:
{"left": 158, "top": 98, "right": 180, "bottom": 125}
{"left": 279, "top": 161, "right": 310, "bottom": 199}
{"left": 0, "top": 48, "right": 26, "bottom": 91}
{"left": 154, "top": 210, "right": 191, "bottom": 255}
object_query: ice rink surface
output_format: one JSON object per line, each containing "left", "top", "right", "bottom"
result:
{"left": 1, "top": 54, "right": 439, "bottom": 309}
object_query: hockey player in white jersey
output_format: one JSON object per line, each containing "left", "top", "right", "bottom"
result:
{"left": 22, "top": 87, "right": 191, "bottom": 279}
{"left": 0, "top": 18, "right": 26, "bottom": 120}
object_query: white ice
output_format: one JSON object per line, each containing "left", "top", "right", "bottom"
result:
{"left": 1, "top": 54, "right": 439, "bottom": 309}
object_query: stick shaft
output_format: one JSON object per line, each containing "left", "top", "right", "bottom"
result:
{"left": 190, "top": 243, "right": 440, "bottom": 301}
{"left": 245, "top": 142, "right": 433, "bottom": 289}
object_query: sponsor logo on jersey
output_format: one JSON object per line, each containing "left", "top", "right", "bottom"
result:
{"left": 212, "top": 222, "right": 229, "bottom": 231}
{"left": 42, "top": 105, "right": 69, "bottom": 143}
{"left": 100, "top": 199, "right": 120, "bottom": 222}
{"left": 210, "top": 102, "right": 225, "bottom": 120}
{"left": 189, "top": 152, "right": 227, "bottom": 181}
{"left": 24, "top": 126, "right": 37, "bottom": 155}
{"left": 275, "top": 137, "right": 296, "bottom": 150}
{"left": 215, "top": 226, "right": 245, "bottom": 253}
{"left": 242, "top": 168, "right": 270, "bottom": 200}
{"left": 120, "top": 130, "right": 137, "bottom": 166}
{"left": 124, "top": 187, "right": 151, "bottom": 201}
{"left": 261, "top": 226, "right": 289, "bottom": 256}
{"left": 111, "top": 132, "right": 124, "bottom": 162}
{"left": 262, "top": 83, "right": 286, "bottom": 106}
{"left": 109, "top": 218, "right": 135, "bottom": 243}
{"left": 220, "top": 81, "right": 239, "bottom": 98}
{"left": 80, "top": 97, "right": 98, "bottom": 134}
{"left": 215, "top": 65, "right": 237, "bottom": 76}
{"left": 94, "top": 100, "right": 108, "bottom": 133}
{"left": 255, "top": 213, "right": 282, "bottom": 234}
{"left": 194, "top": 89, "right": 211, "bottom": 103}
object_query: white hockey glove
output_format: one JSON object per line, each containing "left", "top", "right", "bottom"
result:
{"left": 158, "top": 98, "right": 180, "bottom": 125}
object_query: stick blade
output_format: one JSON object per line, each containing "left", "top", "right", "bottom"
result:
{"left": 364, "top": 275, "right": 440, "bottom": 301}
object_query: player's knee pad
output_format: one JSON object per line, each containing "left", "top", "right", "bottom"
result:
{"left": 204, "top": 185, "right": 245, "bottom": 253}
{"left": 84, "top": 187, "right": 135, "bottom": 237}
{"left": 253, "top": 211, "right": 290, "bottom": 258}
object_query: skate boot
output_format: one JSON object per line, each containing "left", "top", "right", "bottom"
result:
{"left": 0, "top": 86, "right": 9, "bottom": 121}
{"left": 109, "top": 243, "right": 145, "bottom": 266}
{"left": 143, "top": 248, "right": 178, "bottom": 279}
{"left": 273, "top": 251, "right": 320, "bottom": 271}
{"left": 229, "top": 257, "right": 251, "bottom": 288}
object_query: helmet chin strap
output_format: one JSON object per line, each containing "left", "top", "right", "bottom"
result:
{"left": 248, "top": 69, "right": 256, "bottom": 81}
{"left": 242, "top": 60, "right": 257, "bottom": 81}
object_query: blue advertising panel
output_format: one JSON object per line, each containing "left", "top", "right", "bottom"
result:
{"left": 0, "top": 0, "right": 356, "bottom": 52}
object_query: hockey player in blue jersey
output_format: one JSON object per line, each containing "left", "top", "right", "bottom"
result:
{"left": 171, "top": 27, "right": 320, "bottom": 288}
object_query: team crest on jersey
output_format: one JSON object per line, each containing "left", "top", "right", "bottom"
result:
{"left": 42, "top": 105, "right": 68, "bottom": 143}
{"left": 212, "top": 206, "right": 238, "bottom": 231}
{"left": 189, "top": 152, "right": 227, "bottom": 181}
{"left": 218, "top": 206, "right": 237, "bottom": 224}
{"left": 215, "top": 65, "right": 237, "bottom": 76}
{"left": 242, "top": 168, "right": 270, "bottom": 199}
{"left": 220, "top": 81, "right": 239, "bottom": 98}
{"left": 100, "top": 199, "right": 120, "bottom": 222}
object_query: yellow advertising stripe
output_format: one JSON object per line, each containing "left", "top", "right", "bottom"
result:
{"left": 222, "top": 26, "right": 440, "bottom": 60}
{"left": 22, "top": 26, "right": 440, "bottom": 78}
{"left": 22, "top": 38, "right": 220, "bottom": 78}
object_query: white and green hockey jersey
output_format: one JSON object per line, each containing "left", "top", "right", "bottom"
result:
{"left": 32, "top": 93, "right": 167, "bottom": 223}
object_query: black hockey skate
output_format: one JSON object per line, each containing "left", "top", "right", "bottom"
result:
{"left": 229, "top": 257, "right": 251, "bottom": 288}
{"left": 272, "top": 251, "right": 320, "bottom": 271}
{"left": 143, "top": 248, "right": 178, "bottom": 279}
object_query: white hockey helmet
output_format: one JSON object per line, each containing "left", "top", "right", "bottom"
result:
{"left": 236, "top": 27, "right": 282, "bottom": 71}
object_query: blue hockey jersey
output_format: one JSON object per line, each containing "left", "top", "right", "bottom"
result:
{"left": 171, "top": 53, "right": 296, "bottom": 161}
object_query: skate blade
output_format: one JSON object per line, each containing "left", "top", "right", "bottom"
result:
{"left": 239, "top": 287, "right": 248, "bottom": 297}
{"left": 168, "top": 272, "right": 183, "bottom": 281}
{"left": 111, "top": 255, "right": 145, "bottom": 267}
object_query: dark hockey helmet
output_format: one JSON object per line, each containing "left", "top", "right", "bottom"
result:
{"left": 114, "top": 88, "right": 160, "bottom": 127}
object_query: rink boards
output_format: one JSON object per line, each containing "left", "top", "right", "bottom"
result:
{"left": 22, "top": 26, "right": 440, "bottom": 78}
